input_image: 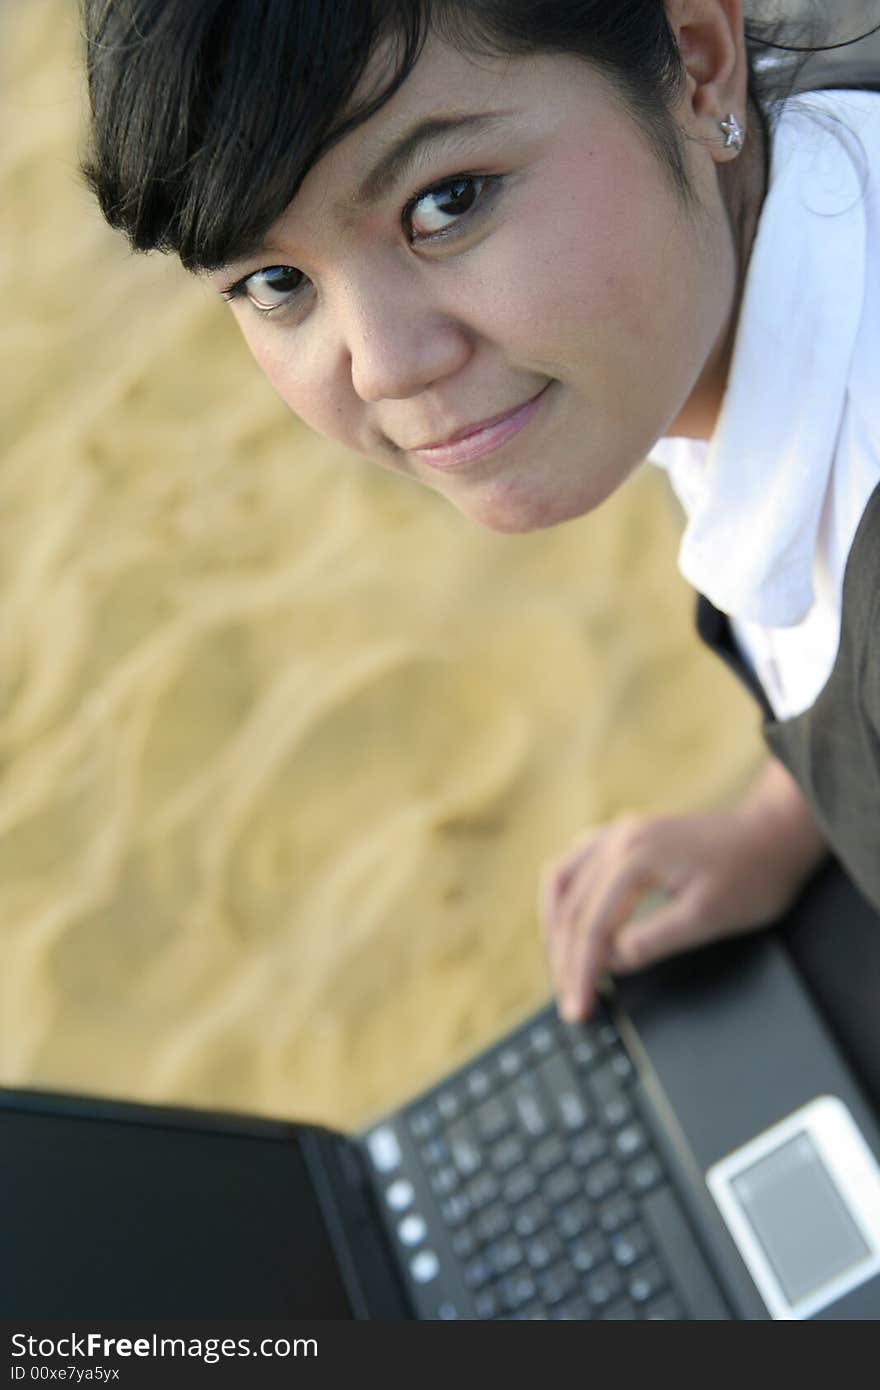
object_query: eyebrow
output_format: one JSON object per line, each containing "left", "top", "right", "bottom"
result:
{"left": 213, "top": 111, "right": 515, "bottom": 276}
{"left": 344, "top": 110, "right": 514, "bottom": 215}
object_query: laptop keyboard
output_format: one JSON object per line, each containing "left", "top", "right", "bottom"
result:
{"left": 364, "top": 1004, "right": 695, "bottom": 1319}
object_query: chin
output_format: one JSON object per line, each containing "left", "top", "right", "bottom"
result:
{"left": 453, "top": 474, "right": 609, "bottom": 534}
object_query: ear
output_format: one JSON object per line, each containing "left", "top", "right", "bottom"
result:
{"left": 664, "top": 0, "right": 749, "bottom": 162}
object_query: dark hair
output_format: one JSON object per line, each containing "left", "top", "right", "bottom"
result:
{"left": 79, "top": 0, "right": 867, "bottom": 273}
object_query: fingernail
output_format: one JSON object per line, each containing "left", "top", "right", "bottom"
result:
{"left": 560, "top": 997, "right": 581, "bottom": 1024}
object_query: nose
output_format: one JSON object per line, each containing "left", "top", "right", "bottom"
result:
{"left": 340, "top": 275, "right": 473, "bottom": 403}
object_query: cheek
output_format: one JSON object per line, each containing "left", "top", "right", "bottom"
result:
{"left": 476, "top": 144, "right": 728, "bottom": 405}
{"left": 235, "top": 318, "right": 355, "bottom": 443}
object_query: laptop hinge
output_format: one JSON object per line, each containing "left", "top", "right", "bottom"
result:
{"left": 299, "top": 1125, "right": 412, "bottom": 1319}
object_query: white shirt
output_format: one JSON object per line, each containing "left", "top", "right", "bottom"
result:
{"left": 650, "top": 90, "right": 880, "bottom": 719}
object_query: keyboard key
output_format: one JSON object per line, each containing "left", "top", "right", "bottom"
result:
{"left": 613, "top": 1123, "right": 647, "bottom": 1161}
{"left": 451, "top": 1228, "right": 476, "bottom": 1260}
{"left": 398, "top": 1213, "right": 427, "bottom": 1247}
{"left": 475, "top": 1095, "right": 512, "bottom": 1143}
{"left": 498, "top": 1271, "right": 538, "bottom": 1313}
{"left": 407, "top": 1109, "right": 437, "bottom": 1141}
{"left": 466, "top": 1171, "right": 500, "bottom": 1210}
{"left": 366, "top": 1126, "right": 402, "bottom": 1172}
{"left": 610, "top": 1224, "right": 651, "bottom": 1269}
{"left": 436, "top": 1090, "right": 460, "bottom": 1121}
{"left": 602, "top": 1097, "right": 632, "bottom": 1128}
{"left": 467, "top": 1068, "right": 492, "bottom": 1102}
{"left": 607, "top": 1048, "right": 634, "bottom": 1083}
{"left": 602, "top": 1298, "right": 637, "bottom": 1320}
{"left": 585, "top": 1263, "right": 624, "bottom": 1309}
{"left": 555, "top": 1196, "right": 593, "bottom": 1240}
{"left": 529, "top": 1023, "right": 556, "bottom": 1056}
{"left": 627, "top": 1259, "right": 668, "bottom": 1305}
{"left": 440, "top": 1193, "right": 471, "bottom": 1227}
{"left": 503, "top": 1166, "right": 538, "bottom": 1205}
{"left": 490, "top": 1134, "right": 525, "bottom": 1174}
{"left": 486, "top": 1235, "right": 524, "bottom": 1275}
{"left": 410, "top": 1250, "right": 440, "bottom": 1284}
{"left": 586, "top": 1056, "right": 628, "bottom": 1100}
{"left": 385, "top": 1178, "right": 414, "bottom": 1211}
{"left": 551, "top": 1294, "right": 592, "bottom": 1320}
{"left": 571, "top": 1130, "right": 608, "bottom": 1168}
{"left": 532, "top": 1134, "right": 567, "bottom": 1174}
{"left": 509, "top": 1078, "right": 551, "bottom": 1137}
{"left": 473, "top": 1289, "right": 499, "bottom": 1318}
{"left": 497, "top": 1047, "right": 523, "bottom": 1077}
{"left": 428, "top": 1164, "right": 459, "bottom": 1197}
{"left": 513, "top": 1196, "right": 550, "bottom": 1238}
{"left": 626, "top": 1154, "right": 664, "bottom": 1195}
{"left": 474, "top": 1203, "right": 510, "bottom": 1245}
{"left": 597, "top": 1193, "right": 637, "bottom": 1234}
{"left": 570, "top": 1230, "right": 608, "bottom": 1274}
{"left": 644, "top": 1293, "right": 686, "bottom": 1320}
{"left": 584, "top": 1160, "right": 621, "bottom": 1201}
{"left": 525, "top": 1229, "right": 564, "bottom": 1270}
{"left": 588, "top": 1064, "right": 632, "bottom": 1127}
{"left": 447, "top": 1120, "right": 482, "bottom": 1177}
{"left": 537, "top": 1261, "right": 577, "bottom": 1306}
{"left": 420, "top": 1137, "right": 451, "bottom": 1167}
{"left": 569, "top": 1035, "right": 600, "bottom": 1068}
{"left": 543, "top": 1165, "right": 581, "bottom": 1206}
{"left": 559, "top": 1093, "right": 589, "bottom": 1130}
{"left": 464, "top": 1256, "right": 494, "bottom": 1290}
{"left": 538, "top": 1053, "right": 590, "bottom": 1130}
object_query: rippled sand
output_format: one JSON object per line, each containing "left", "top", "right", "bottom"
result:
{"left": 1, "top": 2, "right": 761, "bottom": 1130}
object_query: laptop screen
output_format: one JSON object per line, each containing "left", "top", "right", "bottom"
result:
{"left": 1, "top": 1107, "right": 355, "bottom": 1317}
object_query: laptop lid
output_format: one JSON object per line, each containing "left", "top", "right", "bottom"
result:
{"left": 0, "top": 1093, "right": 403, "bottom": 1318}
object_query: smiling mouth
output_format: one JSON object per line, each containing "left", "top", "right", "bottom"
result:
{"left": 407, "top": 383, "right": 551, "bottom": 471}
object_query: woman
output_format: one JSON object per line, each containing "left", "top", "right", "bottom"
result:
{"left": 80, "top": 2, "right": 880, "bottom": 1066}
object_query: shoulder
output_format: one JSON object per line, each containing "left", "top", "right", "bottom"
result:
{"left": 777, "top": 87, "right": 880, "bottom": 138}
{"left": 841, "top": 483, "right": 880, "bottom": 730}
{"left": 765, "top": 88, "right": 880, "bottom": 207}
{"left": 783, "top": 91, "right": 880, "bottom": 470}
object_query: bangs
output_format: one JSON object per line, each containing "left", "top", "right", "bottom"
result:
{"left": 81, "top": 0, "right": 429, "bottom": 271}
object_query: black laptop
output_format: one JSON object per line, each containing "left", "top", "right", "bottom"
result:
{"left": 3, "top": 860, "right": 880, "bottom": 1321}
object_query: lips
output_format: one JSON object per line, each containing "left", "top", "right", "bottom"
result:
{"left": 406, "top": 383, "right": 551, "bottom": 471}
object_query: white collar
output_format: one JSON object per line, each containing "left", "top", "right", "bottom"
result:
{"left": 651, "top": 92, "right": 869, "bottom": 626}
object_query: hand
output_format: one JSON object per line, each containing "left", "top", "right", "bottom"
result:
{"left": 538, "top": 761, "right": 827, "bottom": 1022}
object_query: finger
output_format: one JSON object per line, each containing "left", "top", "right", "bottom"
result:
{"left": 538, "top": 861, "right": 574, "bottom": 954}
{"left": 562, "top": 862, "right": 660, "bottom": 1021}
{"left": 603, "top": 887, "right": 673, "bottom": 970}
{"left": 537, "top": 831, "right": 602, "bottom": 943}
{"left": 537, "top": 863, "right": 556, "bottom": 942}
{"left": 555, "top": 825, "right": 602, "bottom": 891}
{"left": 538, "top": 862, "right": 571, "bottom": 998}
{"left": 543, "top": 848, "right": 609, "bottom": 1012}
{"left": 607, "top": 887, "right": 705, "bottom": 973}
{"left": 542, "top": 858, "right": 594, "bottom": 1004}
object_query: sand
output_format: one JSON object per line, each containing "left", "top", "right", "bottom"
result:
{"left": 0, "top": 2, "right": 761, "bottom": 1131}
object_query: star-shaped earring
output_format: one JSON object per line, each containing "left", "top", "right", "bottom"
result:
{"left": 720, "top": 112, "right": 744, "bottom": 154}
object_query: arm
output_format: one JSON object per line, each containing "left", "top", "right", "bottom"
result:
{"left": 539, "top": 755, "right": 828, "bottom": 1022}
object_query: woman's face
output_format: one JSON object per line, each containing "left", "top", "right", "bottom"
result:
{"left": 210, "top": 36, "right": 741, "bottom": 533}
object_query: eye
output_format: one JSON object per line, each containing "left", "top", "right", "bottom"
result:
{"left": 223, "top": 264, "right": 309, "bottom": 314}
{"left": 405, "top": 174, "right": 488, "bottom": 241}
